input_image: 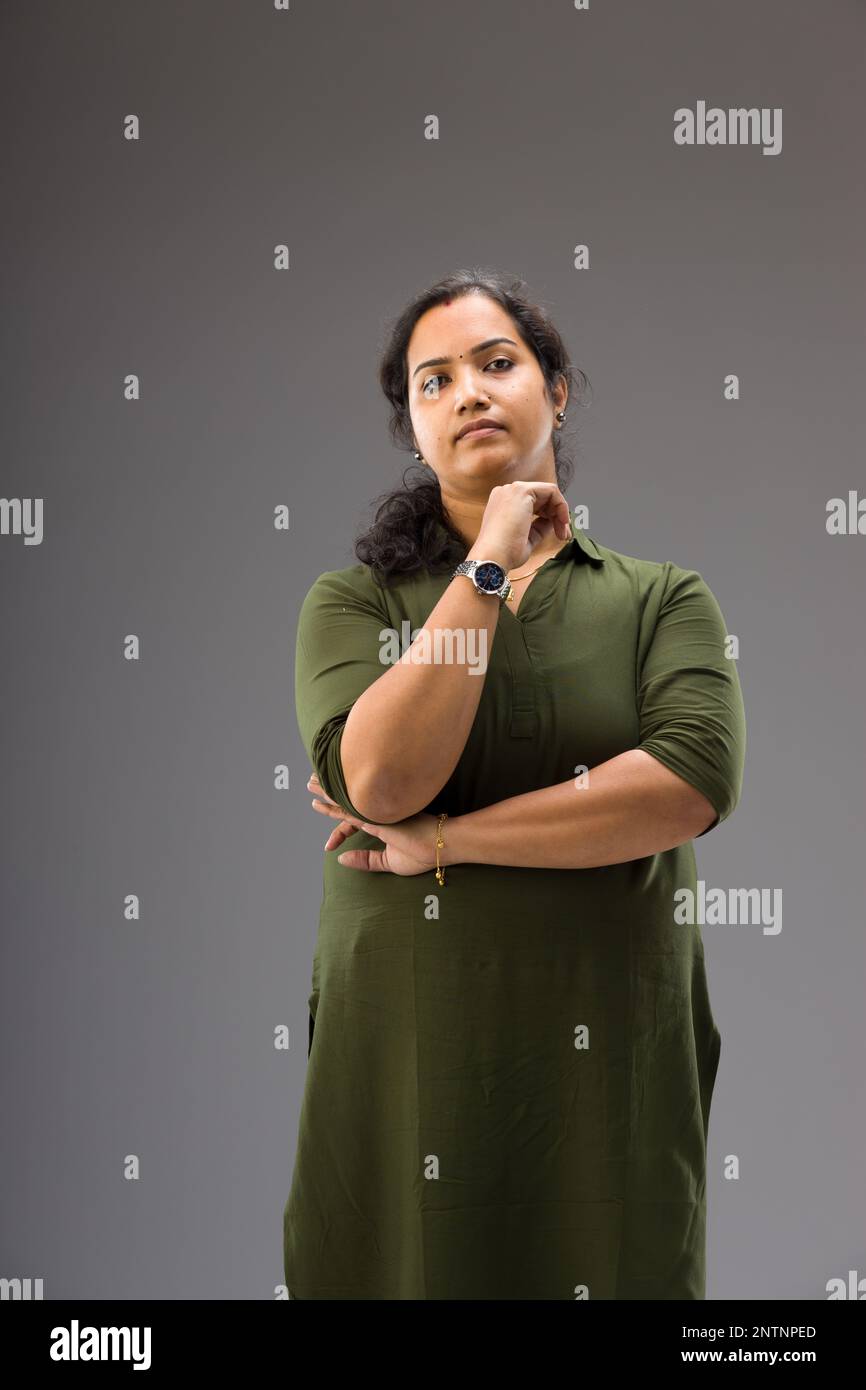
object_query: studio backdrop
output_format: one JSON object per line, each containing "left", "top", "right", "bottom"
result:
{"left": 1, "top": 0, "right": 863, "bottom": 1302}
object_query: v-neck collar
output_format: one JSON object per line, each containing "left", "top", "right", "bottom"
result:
{"left": 429, "top": 507, "right": 605, "bottom": 622}
{"left": 500, "top": 550, "right": 561, "bottom": 624}
{"left": 510, "top": 513, "right": 602, "bottom": 617}
{"left": 478, "top": 510, "right": 605, "bottom": 622}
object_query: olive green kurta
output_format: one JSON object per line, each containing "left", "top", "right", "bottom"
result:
{"left": 283, "top": 513, "right": 746, "bottom": 1300}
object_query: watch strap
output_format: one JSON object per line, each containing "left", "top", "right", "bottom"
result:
{"left": 452, "top": 559, "right": 512, "bottom": 602}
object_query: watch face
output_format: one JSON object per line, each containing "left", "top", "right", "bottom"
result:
{"left": 474, "top": 561, "right": 506, "bottom": 594}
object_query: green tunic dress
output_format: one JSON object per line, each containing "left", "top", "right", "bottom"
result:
{"left": 283, "top": 514, "right": 746, "bottom": 1300}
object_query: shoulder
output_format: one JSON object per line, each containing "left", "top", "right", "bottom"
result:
{"left": 586, "top": 536, "right": 695, "bottom": 592}
{"left": 298, "top": 561, "right": 399, "bottom": 624}
{"left": 588, "top": 541, "right": 730, "bottom": 644}
{"left": 301, "top": 560, "right": 384, "bottom": 600}
{"left": 591, "top": 539, "right": 722, "bottom": 603}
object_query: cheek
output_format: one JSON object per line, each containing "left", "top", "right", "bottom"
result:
{"left": 503, "top": 390, "right": 535, "bottom": 426}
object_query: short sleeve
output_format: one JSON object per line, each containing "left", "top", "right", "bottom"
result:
{"left": 294, "top": 566, "right": 394, "bottom": 822}
{"left": 637, "top": 565, "right": 746, "bottom": 837}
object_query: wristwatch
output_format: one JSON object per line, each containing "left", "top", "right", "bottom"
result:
{"left": 451, "top": 559, "right": 513, "bottom": 602}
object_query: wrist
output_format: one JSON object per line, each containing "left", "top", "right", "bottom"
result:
{"left": 465, "top": 542, "right": 511, "bottom": 570}
{"left": 436, "top": 813, "right": 468, "bottom": 869}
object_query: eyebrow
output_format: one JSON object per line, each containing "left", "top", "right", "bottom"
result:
{"left": 411, "top": 337, "right": 519, "bottom": 380}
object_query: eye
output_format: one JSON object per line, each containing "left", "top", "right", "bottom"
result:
{"left": 422, "top": 374, "right": 446, "bottom": 398}
{"left": 420, "top": 357, "right": 514, "bottom": 399}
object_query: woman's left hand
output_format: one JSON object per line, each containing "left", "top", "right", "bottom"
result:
{"left": 306, "top": 774, "right": 440, "bottom": 876}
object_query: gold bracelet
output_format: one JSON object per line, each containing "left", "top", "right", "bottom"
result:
{"left": 435, "top": 812, "right": 448, "bottom": 886}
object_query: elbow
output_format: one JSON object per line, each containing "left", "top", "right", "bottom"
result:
{"left": 696, "top": 769, "right": 745, "bottom": 837}
{"left": 687, "top": 785, "right": 745, "bottom": 840}
{"left": 684, "top": 787, "right": 720, "bottom": 839}
{"left": 341, "top": 726, "right": 436, "bottom": 823}
{"left": 345, "top": 771, "right": 414, "bottom": 826}
{"left": 694, "top": 805, "right": 719, "bottom": 838}
{"left": 339, "top": 721, "right": 410, "bottom": 824}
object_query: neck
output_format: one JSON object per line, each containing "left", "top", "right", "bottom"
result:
{"left": 440, "top": 497, "right": 490, "bottom": 551}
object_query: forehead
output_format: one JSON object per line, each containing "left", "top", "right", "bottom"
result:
{"left": 407, "top": 295, "right": 517, "bottom": 368}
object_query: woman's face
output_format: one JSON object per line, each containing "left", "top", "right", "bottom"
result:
{"left": 405, "top": 294, "right": 567, "bottom": 495}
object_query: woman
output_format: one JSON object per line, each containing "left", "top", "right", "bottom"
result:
{"left": 283, "top": 268, "right": 746, "bottom": 1300}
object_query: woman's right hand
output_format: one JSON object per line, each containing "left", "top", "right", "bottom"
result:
{"left": 469, "top": 481, "right": 573, "bottom": 572}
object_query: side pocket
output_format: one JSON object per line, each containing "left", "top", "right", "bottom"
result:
{"left": 702, "top": 1024, "right": 722, "bottom": 1143}
{"left": 306, "top": 952, "right": 320, "bottom": 1060}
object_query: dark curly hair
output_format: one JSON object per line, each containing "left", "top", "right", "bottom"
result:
{"left": 355, "top": 267, "right": 591, "bottom": 587}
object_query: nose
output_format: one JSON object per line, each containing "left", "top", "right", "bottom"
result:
{"left": 452, "top": 363, "right": 491, "bottom": 411}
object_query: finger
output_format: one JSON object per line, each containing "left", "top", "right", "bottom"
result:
{"left": 311, "top": 796, "right": 360, "bottom": 825}
{"left": 336, "top": 849, "right": 389, "bottom": 872}
{"left": 527, "top": 514, "right": 555, "bottom": 548}
{"left": 527, "top": 483, "right": 571, "bottom": 539}
{"left": 538, "top": 494, "right": 571, "bottom": 539}
{"left": 311, "top": 799, "right": 382, "bottom": 847}
{"left": 532, "top": 508, "right": 570, "bottom": 543}
{"left": 324, "top": 819, "right": 361, "bottom": 851}
{"left": 307, "top": 774, "right": 338, "bottom": 806}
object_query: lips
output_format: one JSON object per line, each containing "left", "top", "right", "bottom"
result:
{"left": 457, "top": 420, "right": 504, "bottom": 440}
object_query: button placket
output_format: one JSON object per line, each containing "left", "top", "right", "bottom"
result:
{"left": 494, "top": 615, "right": 539, "bottom": 739}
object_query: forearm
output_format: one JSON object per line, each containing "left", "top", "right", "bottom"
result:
{"left": 342, "top": 554, "right": 504, "bottom": 822}
{"left": 440, "top": 749, "right": 717, "bottom": 869}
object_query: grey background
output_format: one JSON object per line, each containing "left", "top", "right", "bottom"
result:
{"left": 1, "top": 0, "right": 863, "bottom": 1299}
